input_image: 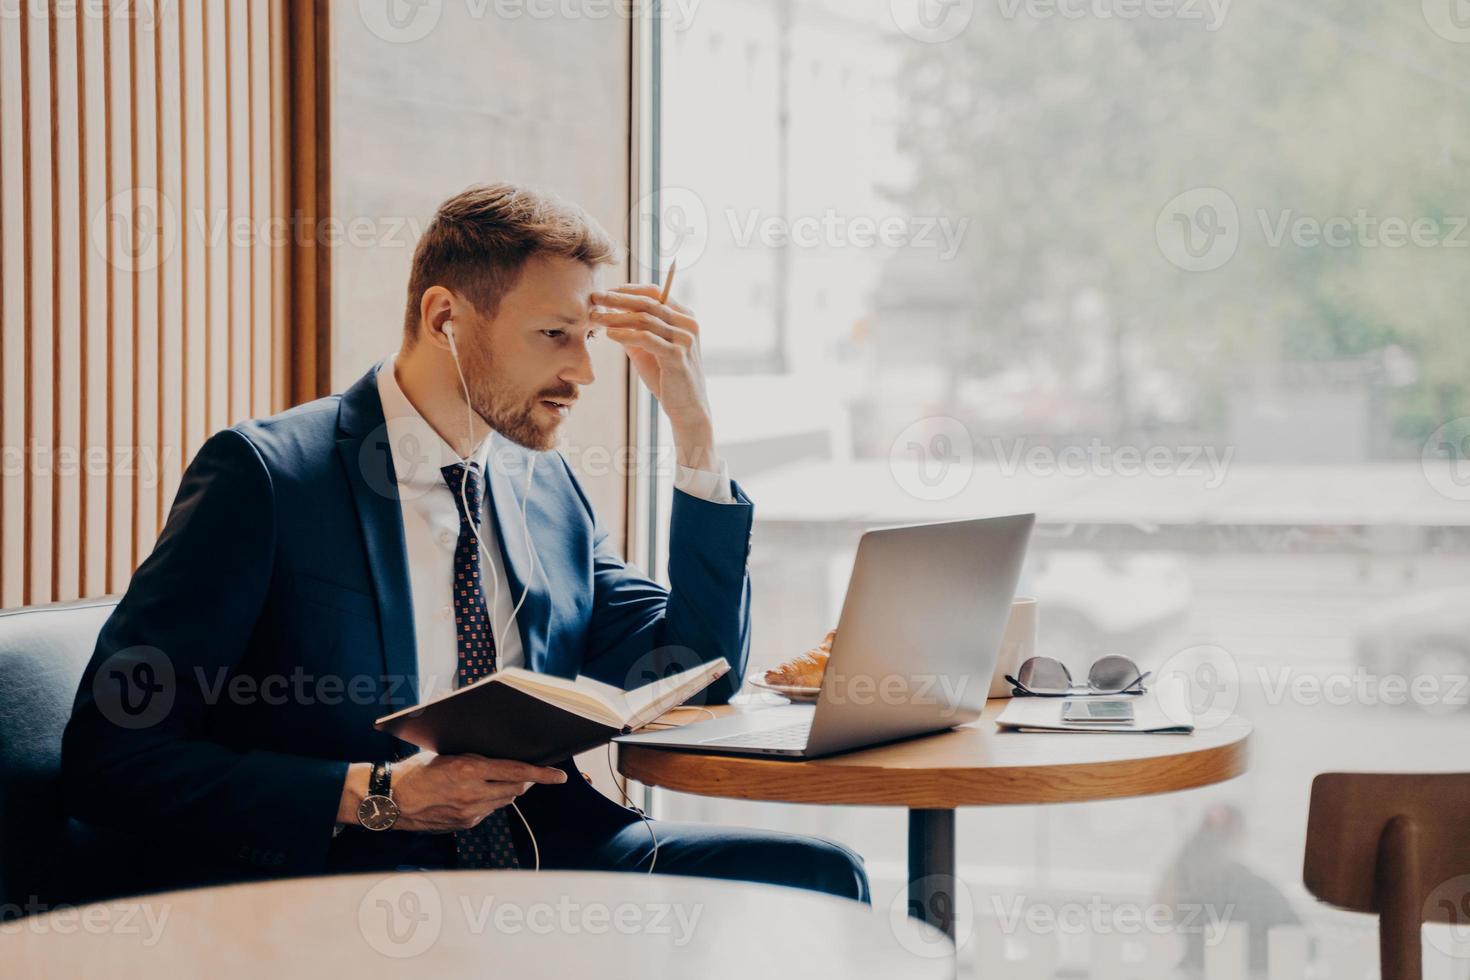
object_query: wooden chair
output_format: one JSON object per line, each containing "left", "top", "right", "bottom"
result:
{"left": 1305, "top": 772, "right": 1470, "bottom": 980}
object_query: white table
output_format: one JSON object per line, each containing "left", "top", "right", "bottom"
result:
{"left": 6, "top": 869, "right": 954, "bottom": 978}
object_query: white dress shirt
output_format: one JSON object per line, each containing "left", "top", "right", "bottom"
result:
{"left": 374, "top": 356, "right": 735, "bottom": 698}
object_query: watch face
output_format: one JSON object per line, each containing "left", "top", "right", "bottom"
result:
{"left": 357, "top": 794, "right": 401, "bottom": 832}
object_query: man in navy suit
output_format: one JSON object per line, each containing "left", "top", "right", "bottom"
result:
{"left": 61, "top": 184, "right": 868, "bottom": 902}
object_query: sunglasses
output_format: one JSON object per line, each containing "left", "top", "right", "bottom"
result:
{"left": 1004, "top": 655, "right": 1150, "bottom": 697}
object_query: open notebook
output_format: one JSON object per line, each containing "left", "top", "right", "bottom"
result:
{"left": 375, "top": 658, "right": 730, "bottom": 765}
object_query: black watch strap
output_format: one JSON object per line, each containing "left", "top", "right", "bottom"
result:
{"left": 369, "top": 760, "right": 393, "bottom": 798}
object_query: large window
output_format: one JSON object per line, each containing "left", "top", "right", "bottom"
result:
{"left": 651, "top": 1, "right": 1470, "bottom": 974}
{"left": 330, "top": 1, "right": 634, "bottom": 532}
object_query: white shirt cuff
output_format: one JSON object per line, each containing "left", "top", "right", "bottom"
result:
{"left": 673, "top": 456, "right": 736, "bottom": 504}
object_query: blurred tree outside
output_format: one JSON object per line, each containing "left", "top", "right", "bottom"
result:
{"left": 885, "top": 1, "right": 1470, "bottom": 458}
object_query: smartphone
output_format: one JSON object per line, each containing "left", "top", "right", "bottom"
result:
{"left": 1061, "top": 699, "right": 1135, "bottom": 724}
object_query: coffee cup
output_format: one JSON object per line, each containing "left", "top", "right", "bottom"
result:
{"left": 988, "top": 596, "right": 1038, "bottom": 699}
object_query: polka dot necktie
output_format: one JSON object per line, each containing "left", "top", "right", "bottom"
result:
{"left": 441, "top": 460, "right": 522, "bottom": 870}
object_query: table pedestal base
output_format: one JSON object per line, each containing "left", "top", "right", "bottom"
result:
{"left": 907, "top": 808, "right": 958, "bottom": 939}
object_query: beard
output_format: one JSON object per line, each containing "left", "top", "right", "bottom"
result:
{"left": 459, "top": 331, "right": 571, "bottom": 453}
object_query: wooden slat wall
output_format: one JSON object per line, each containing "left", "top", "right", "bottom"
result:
{"left": 0, "top": 0, "right": 304, "bottom": 608}
{"left": 285, "top": 0, "right": 329, "bottom": 406}
{"left": 0, "top": 6, "right": 25, "bottom": 605}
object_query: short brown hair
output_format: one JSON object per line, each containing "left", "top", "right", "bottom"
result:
{"left": 402, "top": 183, "right": 619, "bottom": 346}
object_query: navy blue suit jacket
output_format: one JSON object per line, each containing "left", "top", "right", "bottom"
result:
{"left": 61, "top": 365, "right": 753, "bottom": 889}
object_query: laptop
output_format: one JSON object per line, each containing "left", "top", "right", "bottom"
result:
{"left": 614, "top": 512, "right": 1035, "bottom": 759}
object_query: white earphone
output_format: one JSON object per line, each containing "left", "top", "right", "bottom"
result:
{"left": 444, "top": 320, "right": 539, "bottom": 653}
{"left": 445, "top": 318, "right": 543, "bottom": 870}
{"left": 442, "top": 318, "right": 660, "bottom": 873}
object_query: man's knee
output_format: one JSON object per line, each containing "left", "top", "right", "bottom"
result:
{"left": 627, "top": 823, "right": 871, "bottom": 905}
{"left": 748, "top": 833, "right": 870, "bottom": 904}
{"left": 798, "top": 835, "right": 871, "bottom": 905}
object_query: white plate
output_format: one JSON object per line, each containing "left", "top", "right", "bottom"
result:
{"left": 748, "top": 676, "right": 822, "bottom": 703}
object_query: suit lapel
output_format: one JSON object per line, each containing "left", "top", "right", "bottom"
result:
{"left": 485, "top": 435, "right": 552, "bottom": 672}
{"left": 336, "top": 365, "right": 420, "bottom": 707}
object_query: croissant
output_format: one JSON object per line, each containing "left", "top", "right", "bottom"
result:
{"left": 764, "top": 629, "right": 837, "bottom": 688}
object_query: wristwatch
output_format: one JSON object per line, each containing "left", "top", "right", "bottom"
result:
{"left": 356, "top": 761, "right": 400, "bottom": 832}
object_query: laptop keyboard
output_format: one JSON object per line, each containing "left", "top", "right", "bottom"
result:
{"left": 700, "top": 721, "right": 812, "bottom": 749}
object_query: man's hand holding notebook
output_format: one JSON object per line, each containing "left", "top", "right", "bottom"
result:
{"left": 375, "top": 658, "right": 730, "bottom": 765}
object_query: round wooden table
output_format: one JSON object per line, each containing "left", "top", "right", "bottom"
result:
{"left": 6, "top": 870, "right": 952, "bottom": 978}
{"left": 620, "top": 699, "right": 1251, "bottom": 939}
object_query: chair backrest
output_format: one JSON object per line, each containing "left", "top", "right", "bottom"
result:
{"left": 1305, "top": 772, "right": 1470, "bottom": 980}
{"left": 0, "top": 598, "right": 118, "bottom": 915}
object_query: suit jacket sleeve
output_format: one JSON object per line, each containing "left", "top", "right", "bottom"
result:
{"left": 61, "top": 428, "right": 349, "bottom": 876}
{"left": 568, "top": 455, "right": 754, "bottom": 705}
